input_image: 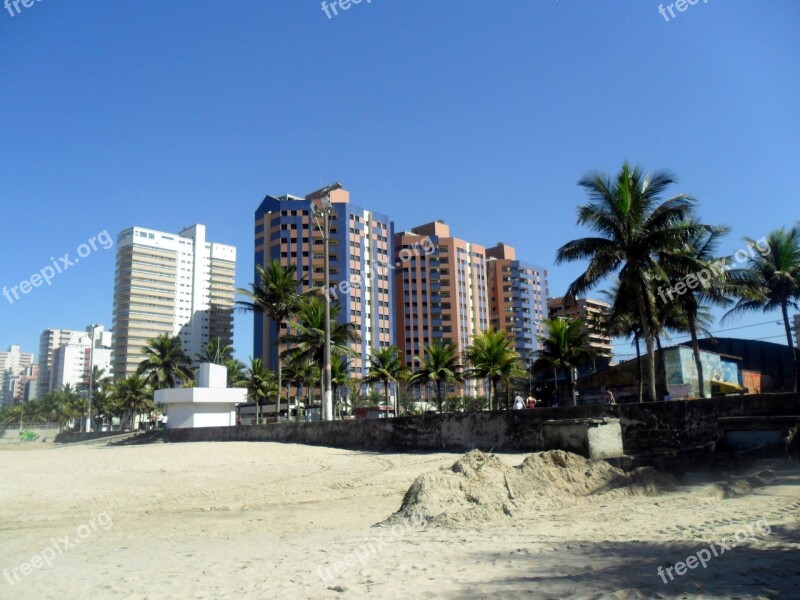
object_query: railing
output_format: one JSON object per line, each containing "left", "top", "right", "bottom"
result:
{"left": 0, "top": 422, "right": 61, "bottom": 431}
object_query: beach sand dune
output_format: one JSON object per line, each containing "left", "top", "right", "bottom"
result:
{"left": 1, "top": 442, "right": 798, "bottom": 599}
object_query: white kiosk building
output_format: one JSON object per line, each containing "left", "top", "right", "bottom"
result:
{"left": 155, "top": 363, "right": 245, "bottom": 429}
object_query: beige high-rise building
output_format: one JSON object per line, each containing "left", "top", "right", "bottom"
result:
{"left": 112, "top": 224, "right": 236, "bottom": 379}
{"left": 547, "top": 296, "right": 613, "bottom": 357}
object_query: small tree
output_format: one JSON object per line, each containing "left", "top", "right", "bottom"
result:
{"left": 725, "top": 225, "right": 800, "bottom": 392}
{"left": 465, "top": 330, "right": 524, "bottom": 411}
{"left": 533, "top": 318, "right": 595, "bottom": 406}
{"left": 407, "top": 341, "right": 463, "bottom": 413}
{"left": 364, "top": 346, "right": 409, "bottom": 417}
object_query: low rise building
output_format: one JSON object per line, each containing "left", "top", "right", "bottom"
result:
{"left": 547, "top": 297, "right": 613, "bottom": 358}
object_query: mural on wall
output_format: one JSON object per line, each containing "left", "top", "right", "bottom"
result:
{"left": 665, "top": 347, "right": 742, "bottom": 398}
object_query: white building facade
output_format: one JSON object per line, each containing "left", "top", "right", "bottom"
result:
{"left": 112, "top": 224, "right": 236, "bottom": 379}
{"left": 37, "top": 326, "right": 113, "bottom": 395}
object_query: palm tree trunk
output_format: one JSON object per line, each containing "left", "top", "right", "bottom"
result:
{"left": 567, "top": 368, "right": 576, "bottom": 407}
{"left": 437, "top": 381, "right": 443, "bottom": 413}
{"left": 687, "top": 310, "right": 705, "bottom": 398}
{"left": 635, "top": 333, "right": 643, "bottom": 403}
{"left": 276, "top": 318, "right": 282, "bottom": 422}
{"left": 655, "top": 335, "right": 667, "bottom": 400}
{"left": 636, "top": 288, "right": 658, "bottom": 403}
{"left": 782, "top": 302, "right": 799, "bottom": 393}
{"left": 384, "top": 381, "right": 390, "bottom": 418}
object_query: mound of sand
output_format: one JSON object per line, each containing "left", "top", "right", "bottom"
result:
{"left": 384, "top": 450, "right": 677, "bottom": 528}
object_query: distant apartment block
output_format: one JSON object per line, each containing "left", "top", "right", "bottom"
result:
{"left": 36, "top": 326, "right": 113, "bottom": 395}
{"left": 394, "top": 221, "right": 489, "bottom": 373}
{"left": 486, "top": 243, "right": 549, "bottom": 360}
{"left": 52, "top": 326, "right": 113, "bottom": 391}
{"left": 38, "top": 329, "right": 87, "bottom": 397}
{"left": 547, "top": 296, "right": 613, "bottom": 357}
{"left": 112, "top": 224, "right": 236, "bottom": 379}
{"left": 254, "top": 185, "right": 394, "bottom": 377}
{"left": 0, "top": 345, "right": 35, "bottom": 405}
{"left": 2, "top": 365, "right": 39, "bottom": 406}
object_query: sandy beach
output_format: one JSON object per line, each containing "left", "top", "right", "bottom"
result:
{"left": 1, "top": 441, "right": 798, "bottom": 599}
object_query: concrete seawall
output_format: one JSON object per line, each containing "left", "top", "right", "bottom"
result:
{"left": 163, "top": 393, "right": 800, "bottom": 454}
{"left": 1, "top": 428, "right": 60, "bottom": 444}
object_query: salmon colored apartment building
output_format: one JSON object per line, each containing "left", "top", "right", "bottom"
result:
{"left": 395, "top": 221, "right": 549, "bottom": 394}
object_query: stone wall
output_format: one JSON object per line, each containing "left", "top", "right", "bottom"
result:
{"left": 164, "top": 393, "right": 800, "bottom": 455}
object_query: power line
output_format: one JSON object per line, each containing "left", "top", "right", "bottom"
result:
{"left": 610, "top": 319, "right": 783, "bottom": 348}
{"left": 613, "top": 333, "right": 792, "bottom": 358}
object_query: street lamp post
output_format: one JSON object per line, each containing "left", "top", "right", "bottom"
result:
{"left": 313, "top": 183, "right": 341, "bottom": 422}
{"left": 86, "top": 325, "right": 98, "bottom": 432}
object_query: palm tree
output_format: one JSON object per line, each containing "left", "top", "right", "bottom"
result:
{"left": 658, "top": 223, "right": 733, "bottom": 397}
{"left": 597, "top": 282, "right": 646, "bottom": 400}
{"left": 556, "top": 163, "right": 701, "bottom": 402}
{"left": 282, "top": 296, "right": 361, "bottom": 418}
{"left": 407, "top": 341, "right": 463, "bottom": 413}
{"left": 224, "top": 358, "right": 247, "bottom": 388}
{"left": 237, "top": 261, "right": 314, "bottom": 423}
{"left": 237, "top": 358, "right": 278, "bottom": 418}
{"left": 137, "top": 334, "right": 193, "bottom": 390}
{"left": 195, "top": 338, "right": 234, "bottom": 365}
{"left": 284, "top": 356, "right": 320, "bottom": 418}
{"left": 725, "top": 225, "right": 800, "bottom": 392}
{"left": 330, "top": 356, "right": 351, "bottom": 418}
{"left": 38, "top": 390, "right": 80, "bottom": 429}
{"left": 91, "top": 384, "right": 115, "bottom": 429}
{"left": 533, "top": 318, "right": 595, "bottom": 406}
{"left": 111, "top": 375, "right": 154, "bottom": 430}
{"left": 364, "top": 346, "right": 410, "bottom": 417}
{"left": 465, "top": 330, "right": 524, "bottom": 411}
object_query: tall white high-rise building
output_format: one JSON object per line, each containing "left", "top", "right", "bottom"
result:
{"left": 112, "top": 224, "right": 236, "bottom": 379}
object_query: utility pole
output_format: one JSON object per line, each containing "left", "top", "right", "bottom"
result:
{"left": 313, "top": 182, "right": 341, "bottom": 422}
{"left": 86, "top": 325, "right": 98, "bottom": 432}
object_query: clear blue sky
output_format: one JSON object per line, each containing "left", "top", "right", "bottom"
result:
{"left": 1, "top": 0, "right": 798, "bottom": 362}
